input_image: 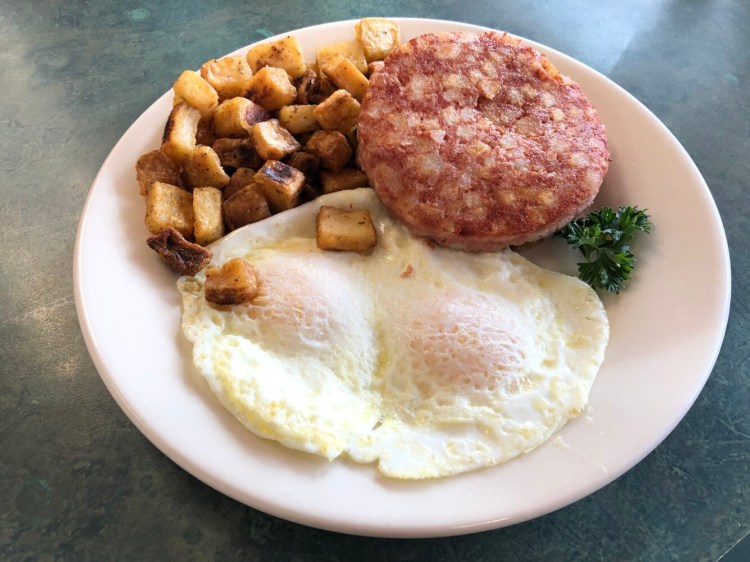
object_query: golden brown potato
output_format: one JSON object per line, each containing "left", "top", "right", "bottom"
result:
{"left": 222, "top": 183, "right": 271, "bottom": 230}
{"left": 316, "top": 206, "right": 377, "bottom": 252}
{"left": 223, "top": 167, "right": 257, "bottom": 201}
{"left": 312, "top": 89, "right": 360, "bottom": 133}
{"left": 277, "top": 104, "right": 320, "bottom": 135}
{"left": 284, "top": 151, "right": 320, "bottom": 180}
{"left": 254, "top": 160, "right": 306, "bottom": 213}
{"left": 192, "top": 187, "right": 225, "bottom": 245}
{"left": 200, "top": 56, "right": 254, "bottom": 101}
{"left": 173, "top": 70, "right": 219, "bottom": 118}
{"left": 246, "top": 35, "right": 307, "bottom": 80}
{"left": 204, "top": 258, "right": 259, "bottom": 305}
{"left": 252, "top": 118, "right": 301, "bottom": 160}
{"left": 355, "top": 18, "right": 401, "bottom": 62}
{"left": 181, "top": 146, "right": 230, "bottom": 189}
{"left": 321, "top": 54, "right": 369, "bottom": 101}
{"left": 135, "top": 150, "right": 180, "bottom": 196}
{"left": 212, "top": 138, "right": 264, "bottom": 169}
{"left": 213, "top": 97, "right": 271, "bottom": 138}
{"left": 161, "top": 103, "right": 201, "bottom": 164}
{"left": 304, "top": 130, "right": 352, "bottom": 172}
{"left": 316, "top": 40, "right": 368, "bottom": 75}
{"left": 245, "top": 66, "right": 297, "bottom": 111}
{"left": 196, "top": 117, "right": 217, "bottom": 146}
{"left": 319, "top": 168, "right": 369, "bottom": 194}
{"left": 145, "top": 181, "right": 194, "bottom": 237}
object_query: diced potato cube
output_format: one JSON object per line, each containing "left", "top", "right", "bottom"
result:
{"left": 246, "top": 35, "right": 307, "bottom": 80}
{"left": 212, "top": 137, "right": 263, "bottom": 169}
{"left": 200, "top": 56, "right": 254, "bottom": 101}
{"left": 135, "top": 150, "right": 180, "bottom": 196}
{"left": 181, "top": 146, "right": 230, "bottom": 189}
{"left": 321, "top": 54, "right": 369, "bottom": 100}
{"left": 173, "top": 70, "right": 219, "bottom": 118}
{"left": 213, "top": 97, "right": 271, "bottom": 138}
{"left": 355, "top": 18, "right": 401, "bottom": 62}
{"left": 277, "top": 104, "right": 320, "bottom": 135}
{"left": 305, "top": 130, "right": 352, "bottom": 172}
{"left": 313, "top": 89, "right": 360, "bottom": 133}
{"left": 284, "top": 151, "right": 319, "bottom": 180}
{"left": 224, "top": 167, "right": 257, "bottom": 201}
{"left": 196, "top": 117, "right": 217, "bottom": 146}
{"left": 254, "top": 160, "right": 306, "bottom": 213}
{"left": 205, "top": 258, "right": 259, "bottom": 305}
{"left": 193, "top": 187, "right": 225, "bottom": 245}
{"left": 252, "top": 118, "right": 300, "bottom": 160}
{"left": 161, "top": 103, "right": 201, "bottom": 164}
{"left": 316, "top": 206, "right": 377, "bottom": 252}
{"left": 245, "top": 66, "right": 297, "bottom": 111}
{"left": 222, "top": 183, "right": 271, "bottom": 230}
{"left": 316, "top": 40, "right": 367, "bottom": 75}
{"left": 145, "top": 181, "right": 193, "bottom": 237}
{"left": 320, "top": 168, "right": 369, "bottom": 194}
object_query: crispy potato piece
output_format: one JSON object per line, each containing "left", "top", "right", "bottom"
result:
{"left": 316, "top": 40, "right": 368, "bottom": 75}
{"left": 277, "top": 104, "right": 320, "bottom": 135}
{"left": 252, "top": 118, "right": 300, "bottom": 160}
{"left": 192, "top": 187, "right": 225, "bottom": 245}
{"left": 147, "top": 227, "right": 212, "bottom": 276}
{"left": 196, "top": 117, "right": 217, "bottom": 146}
{"left": 245, "top": 66, "right": 297, "bottom": 111}
{"left": 223, "top": 167, "right": 257, "bottom": 201}
{"left": 212, "top": 137, "right": 264, "bottom": 169}
{"left": 295, "top": 69, "right": 318, "bottom": 104}
{"left": 316, "top": 206, "right": 377, "bottom": 252}
{"left": 321, "top": 54, "right": 369, "bottom": 101}
{"left": 182, "top": 146, "right": 230, "bottom": 189}
{"left": 145, "top": 181, "right": 194, "bottom": 237}
{"left": 200, "top": 56, "right": 254, "bottom": 101}
{"left": 246, "top": 35, "right": 307, "bottom": 80}
{"left": 355, "top": 18, "right": 401, "bottom": 62}
{"left": 135, "top": 150, "right": 180, "bottom": 196}
{"left": 319, "top": 168, "right": 369, "bottom": 194}
{"left": 254, "top": 160, "right": 305, "bottom": 213}
{"left": 313, "top": 89, "right": 360, "bottom": 133}
{"left": 173, "top": 70, "right": 219, "bottom": 118}
{"left": 205, "top": 258, "right": 259, "bottom": 305}
{"left": 305, "top": 130, "right": 352, "bottom": 172}
{"left": 213, "top": 97, "right": 270, "bottom": 138}
{"left": 162, "top": 103, "right": 201, "bottom": 164}
{"left": 222, "top": 183, "right": 271, "bottom": 230}
{"left": 284, "top": 151, "right": 320, "bottom": 180}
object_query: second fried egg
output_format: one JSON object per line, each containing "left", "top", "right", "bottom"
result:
{"left": 178, "top": 188, "right": 608, "bottom": 479}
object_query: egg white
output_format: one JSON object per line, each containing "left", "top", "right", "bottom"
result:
{"left": 178, "top": 188, "right": 609, "bottom": 479}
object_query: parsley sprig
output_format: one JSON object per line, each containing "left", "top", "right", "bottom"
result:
{"left": 556, "top": 206, "right": 653, "bottom": 294}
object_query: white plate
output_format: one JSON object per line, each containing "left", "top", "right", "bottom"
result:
{"left": 74, "top": 18, "right": 731, "bottom": 537}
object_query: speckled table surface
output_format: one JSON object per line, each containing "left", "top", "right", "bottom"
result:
{"left": 1, "top": 1, "right": 748, "bottom": 560}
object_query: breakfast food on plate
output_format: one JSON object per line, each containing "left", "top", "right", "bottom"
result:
{"left": 357, "top": 31, "right": 611, "bottom": 251}
{"left": 135, "top": 19, "right": 621, "bottom": 479}
{"left": 178, "top": 189, "right": 609, "bottom": 479}
{"left": 137, "top": 18, "right": 404, "bottom": 273}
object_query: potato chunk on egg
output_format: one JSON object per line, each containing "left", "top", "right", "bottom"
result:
{"left": 178, "top": 188, "right": 609, "bottom": 479}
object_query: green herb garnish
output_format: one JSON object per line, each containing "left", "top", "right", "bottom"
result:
{"left": 556, "top": 206, "right": 653, "bottom": 294}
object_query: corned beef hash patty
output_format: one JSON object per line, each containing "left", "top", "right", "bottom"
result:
{"left": 357, "top": 31, "right": 610, "bottom": 250}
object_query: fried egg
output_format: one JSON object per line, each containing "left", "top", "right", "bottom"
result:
{"left": 178, "top": 188, "right": 609, "bottom": 479}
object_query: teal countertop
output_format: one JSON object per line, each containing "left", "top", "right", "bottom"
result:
{"left": 1, "top": 1, "right": 748, "bottom": 560}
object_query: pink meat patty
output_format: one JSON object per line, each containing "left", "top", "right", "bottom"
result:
{"left": 357, "top": 31, "right": 610, "bottom": 250}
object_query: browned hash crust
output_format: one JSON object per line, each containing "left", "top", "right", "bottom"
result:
{"left": 357, "top": 32, "right": 610, "bottom": 250}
